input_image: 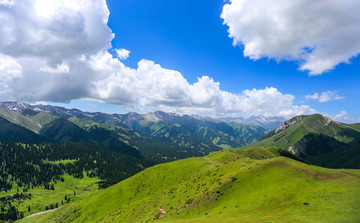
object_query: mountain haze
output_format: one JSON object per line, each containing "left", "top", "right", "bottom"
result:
{"left": 223, "top": 115, "right": 286, "bottom": 129}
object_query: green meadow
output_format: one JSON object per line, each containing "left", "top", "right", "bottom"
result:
{"left": 4, "top": 174, "right": 99, "bottom": 220}
{"left": 28, "top": 148, "right": 360, "bottom": 223}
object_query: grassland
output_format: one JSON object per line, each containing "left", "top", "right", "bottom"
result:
{"left": 4, "top": 174, "right": 99, "bottom": 221}
{"left": 30, "top": 147, "right": 360, "bottom": 223}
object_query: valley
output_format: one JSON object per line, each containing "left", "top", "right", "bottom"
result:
{"left": 0, "top": 102, "right": 359, "bottom": 222}
{"left": 18, "top": 148, "right": 360, "bottom": 223}
{"left": 1, "top": 1, "right": 359, "bottom": 222}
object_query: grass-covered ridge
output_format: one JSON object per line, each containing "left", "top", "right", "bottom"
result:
{"left": 32, "top": 147, "right": 360, "bottom": 223}
{"left": 244, "top": 114, "right": 360, "bottom": 168}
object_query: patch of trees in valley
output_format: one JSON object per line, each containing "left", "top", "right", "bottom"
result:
{"left": 0, "top": 141, "right": 155, "bottom": 221}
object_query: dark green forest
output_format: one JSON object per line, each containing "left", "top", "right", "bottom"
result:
{"left": 0, "top": 141, "right": 154, "bottom": 221}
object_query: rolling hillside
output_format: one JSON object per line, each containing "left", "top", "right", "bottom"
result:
{"left": 245, "top": 114, "right": 360, "bottom": 168}
{"left": 0, "top": 106, "right": 41, "bottom": 133}
{"left": 0, "top": 116, "right": 46, "bottom": 143}
{"left": 25, "top": 148, "right": 360, "bottom": 223}
{"left": 40, "top": 118, "right": 93, "bottom": 143}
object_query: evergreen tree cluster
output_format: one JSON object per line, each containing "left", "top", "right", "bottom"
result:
{"left": 0, "top": 141, "right": 155, "bottom": 221}
{"left": 0, "top": 141, "right": 154, "bottom": 191}
{"left": 0, "top": 193, "right": 29, "bottom": 221}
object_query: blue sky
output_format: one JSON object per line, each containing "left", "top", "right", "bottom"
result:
{"left": 105, "top": 0, "right": 360, "bottom": 118}
{"left": 0, "top": 0, "right": 359, "bottom": 121}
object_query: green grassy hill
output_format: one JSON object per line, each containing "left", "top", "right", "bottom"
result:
{"left": 28, "top": 148, "right": 360, "bottom": 223}
{"left": 350, "top": 123, "right": 360, "bottom": 132}
{"left": 0, "top": 107, "right": 41, "bottom": 133}
{"left": 0, "top": 116, "right": 46, "bottom": 143}
{"left": 40, "top": 118, "right": 93, "bottom": 143}
{"left": 244, "top": 114, "right": 360, "bottom": 168}
{"left": 23, "top": 110, "right": 59, "bottom": 127}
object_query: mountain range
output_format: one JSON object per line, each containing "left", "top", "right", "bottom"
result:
{"left": 1, "top": 102, "right": 360, "bottom": 169}
{"left": 0, "top": 101, "right": 285, "bottom": 129}
{"left": 222, "top": 115, "right": 285, "bottom": 129}
{"left": 0, "top": 102, "right": 269, "bottom": 162}
{"left": 1, "top": 102, "right": 360, "bottom": 222}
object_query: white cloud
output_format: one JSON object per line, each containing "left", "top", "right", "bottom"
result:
{"left": 0, "top": 0, "right": 113, "bottom": 63}
{"left": 305, "top": 91, "right": 344, "bottom": 103}
{"left": 40, "top": 62, "right": 70, "bottom": 74}
{"left": 0, "top": 0, "right": 316, "bottom": 118}
{"left": 115, "top": 49, "right": 130, "bottom": 60}
{"left": 333, "top": 110, "right": 352, "bottom": 123}
{"left": 0, "top": 54, "right": 22, "bottom": 81}
{"left": 87, "top": 51, "right": 315, "bottom": 117}
{"left": 221, "top": 0, "right": 360, "bottom": 75}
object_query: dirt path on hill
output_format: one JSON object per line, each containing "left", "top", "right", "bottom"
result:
{"left": 23, "top": 208, "right": 57, "bottom": 219}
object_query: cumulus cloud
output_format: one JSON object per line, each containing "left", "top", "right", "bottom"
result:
{"left": 40, "top": 62, "right": 70, "bottom": 74}
{"left": 333, "top": 110, "right": 352, "bottom": 123}
{"left": 0, "top": 0, "right": 315, "bottom": 118}
{"left": 115, "top": 49, "right": 130, "bottom": 60}
{"left": 85, "top": 51, "right": 315, "bottom": 117}
{"left": 0, "top": 54, "right": 22, "bottom": 81}
{"left": 221, "top": 0, "right": 360, "bottom": 75}
{"left": 0, "top": 0, "right": 113, "bottom": 62}
{"left": 305, "top": 91, "right": 344, "bottom": 103}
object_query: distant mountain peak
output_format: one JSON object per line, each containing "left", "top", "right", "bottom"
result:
{"left": 143, "top": 113, "right": 160, "bottom": 122}
{"left": 0, "top": 101, "right": 29, "bottom": 111}
{"left": 266, "top": 113, "right": 334, "bottom": 138}
{"left": 247, "top": 113, "right": 360, "bottom": 169}
{"left": 273, "top": 115, "right": 305, "bottom": 135}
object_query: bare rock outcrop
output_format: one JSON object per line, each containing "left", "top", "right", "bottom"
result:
{"left": 153, "top": 208, "right": 167, "bottom": 220}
